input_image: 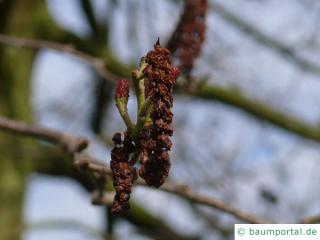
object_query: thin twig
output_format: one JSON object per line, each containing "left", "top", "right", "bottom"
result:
{"left": 0, "top": 115, "right": 269, "bottom": 224}
{"left": 28, "top": 219, "right": 105, "bottom": 238}
{"left": 80, "top": 160, "right": 269, "bottom": 224}
{"left": 0, "top": 33, "right": 118, "bottom": 82}
{"left": 299, "top": 215, "right": 320, "bottom": 224}
{"left": 0, "top": 116, "right": 88, "bottom": 153}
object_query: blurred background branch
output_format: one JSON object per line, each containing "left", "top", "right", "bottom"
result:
{"left": 1, "top": 34, "right": 320, "bottom": 143}
{"left": 212, "top": 1, "right": 320, "bottom": 76}
{"left": 0, "top": 115, "right": 269, "bottom": 225}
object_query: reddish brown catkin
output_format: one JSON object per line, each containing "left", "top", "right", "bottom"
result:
{"left": 139, "top": 40, "right": 180, "bottom": 187}
{"left": 167, "top": 0, "right": 208, "bottom": 76}
{"left": 110, "top": 133, "right": 135, "bottom": 215}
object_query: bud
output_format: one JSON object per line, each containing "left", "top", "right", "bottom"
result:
{"left": 115, "top": 79, "right": 129, "bottom": 100}
{"left": 115, "top": 79, "right": 133, "bottom": 132}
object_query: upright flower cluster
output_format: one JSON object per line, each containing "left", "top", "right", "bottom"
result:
{"left": 139, "top": 41, "right": 179, "bottom": 187}
{"left": 110, "top": 132, "right": 135, "bottom": 215}
{"left": 167, "top": 0, "right": 208, "bottom": 76}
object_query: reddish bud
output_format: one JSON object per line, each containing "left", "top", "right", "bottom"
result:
{"left": 115, "top": 79, "right": 129, "bottom": 99}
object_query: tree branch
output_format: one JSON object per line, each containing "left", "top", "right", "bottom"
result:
{"left": 77, "top": 159, "right": 269, "bottom": 224}
{"left": 80, "top": 0, "right": 100, "bottom": 39}
{"left": 1, "top": 34, "right": 320, "bottom": 142}
{"left": 0, "top": 33, "right": 118, "bottom": 82}
{"left": 212, "top": 1, "right": 320, "bottom": 76}
{"left": 27, "top": 219, "right": 105, "bottom": 239}
{"left": 0, "top": 115, "right": 269, "bottom": 224}
{"left": 196, "top": 84, "right": 320, "bottom": 142}
{"left": 299, "top": 215, "right": 320, "bottom": 224}
{"left": 0, "top": 116, "right": 88, "bottom": 153}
